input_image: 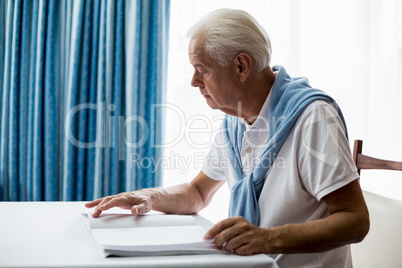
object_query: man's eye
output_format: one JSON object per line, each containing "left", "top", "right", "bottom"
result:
{"left": 197, "top": 67, "right": 206, "bottom": 74}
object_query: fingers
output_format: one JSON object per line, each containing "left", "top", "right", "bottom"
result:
{"left": 85, "top": 198, "right": 103, "bottom": 208}
{"left": 92, "top": 207, "right": 103, "bottom": 218}
{"left": 84, "top": 192, "right": 153, "bottom": 218}
{"left": 204, "top": 217, "right": 239, "bottom": 240}
{"left": 86, "top": 195, "right": 117, "bottom": 218}
{"left": 204, "top": 217, "right": 266, "bottom": 255}
{"left": 130, "top": 203, "right": 150, "bottom": 215}
{"left": 223, "top": 233, "right": 247, "bottom": 252}
{"left": 214, "top": 224, "right": 245, "bottom": 248}
{"left": 231, "top": 244, "right": 254, "bottom": 256}
{"left": 97, "top": 196, "right": 126, "bottom": 211}
{"left": 85, "top": 197, "right": 108, "bottom": 218}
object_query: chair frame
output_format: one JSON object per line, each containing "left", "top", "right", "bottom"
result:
{"left": 352, "top": 140, "right": 402, "bottom": 175}
{"left": 351, "top": 139, "right": 402, "bottom": 267}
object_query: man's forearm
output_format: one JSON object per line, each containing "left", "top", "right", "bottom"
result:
{"left": 206, "top": 210, "right": 369, "bottom": 255}
{"left": 144, "top": 182, "right": 206, "bottom": 215}
{"left": 147, "top": 171, "right": 224, "bottom": 215}
{"left": 85, "top": 171, "right": 223, "bottom": 218}
{"left": 266, "top": 210, "right": 369, "bottom": 254}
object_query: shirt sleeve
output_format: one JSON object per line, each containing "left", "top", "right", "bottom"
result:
{"left": 201, "top": 124, "right": 227, "bottom": 181}
{"left": 296, "top": 100, "right": 360, "bottom": 201}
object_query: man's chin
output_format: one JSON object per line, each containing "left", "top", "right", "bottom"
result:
{"left": 205, "top": 99, "right": 218, "bottom": 109}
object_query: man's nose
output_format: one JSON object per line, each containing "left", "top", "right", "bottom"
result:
{"left": 191, "top": 73, "right": 203, "bottom": 88}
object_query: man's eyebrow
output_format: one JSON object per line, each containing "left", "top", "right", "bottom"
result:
{"left": 193, "top": 63, "right": 211, "bottom": 69}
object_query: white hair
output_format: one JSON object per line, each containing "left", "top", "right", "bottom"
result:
{"left": 187, "top": 9, "right": 272, "bottom": 71}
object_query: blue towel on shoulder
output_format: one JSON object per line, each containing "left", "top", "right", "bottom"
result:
{"left": 224, "top": 65, "right": 348, "bottom": 226}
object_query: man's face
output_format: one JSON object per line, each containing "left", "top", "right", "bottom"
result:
{"left": 188, "top": 37, "right": 242, "bottom": 114}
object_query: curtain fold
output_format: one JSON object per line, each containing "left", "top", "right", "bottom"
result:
{"left": 0, "top": 0, "right": 170, "bottom": 201}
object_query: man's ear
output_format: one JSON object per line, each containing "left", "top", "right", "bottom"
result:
{"left": 234, "top": 53, "right": 253, "bottom": 82}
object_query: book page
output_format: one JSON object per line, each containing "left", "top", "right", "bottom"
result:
{"left": 85, "top": 213, "right": 198, "bottom": 229}
{"left": 91, "top": 225, "right": 209, "bottom": 247}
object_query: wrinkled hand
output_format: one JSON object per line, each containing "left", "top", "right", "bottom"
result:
{"left": 85, "top": 191, "right": 153, "bottom": 218}
{"left": 204, "top": 216, "right": 274, "bottom": 255}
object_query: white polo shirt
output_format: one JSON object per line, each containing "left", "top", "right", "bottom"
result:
{"left": 202, "top": 93, "right": 359, "bottom": 267}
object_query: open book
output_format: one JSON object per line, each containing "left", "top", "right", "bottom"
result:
{"left": 81, "top": 212, "right": 225, "bottom": 257}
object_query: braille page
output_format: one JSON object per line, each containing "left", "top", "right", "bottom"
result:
{"left": 84, "top": 213, "right": 198, "bottom": 229}
{"left": 91, "top": 225, "right": 207, "bottom": 247}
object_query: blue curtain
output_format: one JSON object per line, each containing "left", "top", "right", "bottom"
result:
{"left": 0, "top": 0, "right": 170, "bottom": 201}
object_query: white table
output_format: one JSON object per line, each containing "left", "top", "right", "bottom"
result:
{"left": 0, "top": 202, "right": 278, "bottom": 268}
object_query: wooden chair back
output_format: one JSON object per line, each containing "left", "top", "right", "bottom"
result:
{"left": 351, "top": 139, "right": 402, "bottom": 268}
{"left": 352, "top": 139, "right": 402, "bottom": 175}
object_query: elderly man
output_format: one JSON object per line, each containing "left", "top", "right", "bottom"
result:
{"left": 86, "top": 9, "right": 369, "bottom": 267}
